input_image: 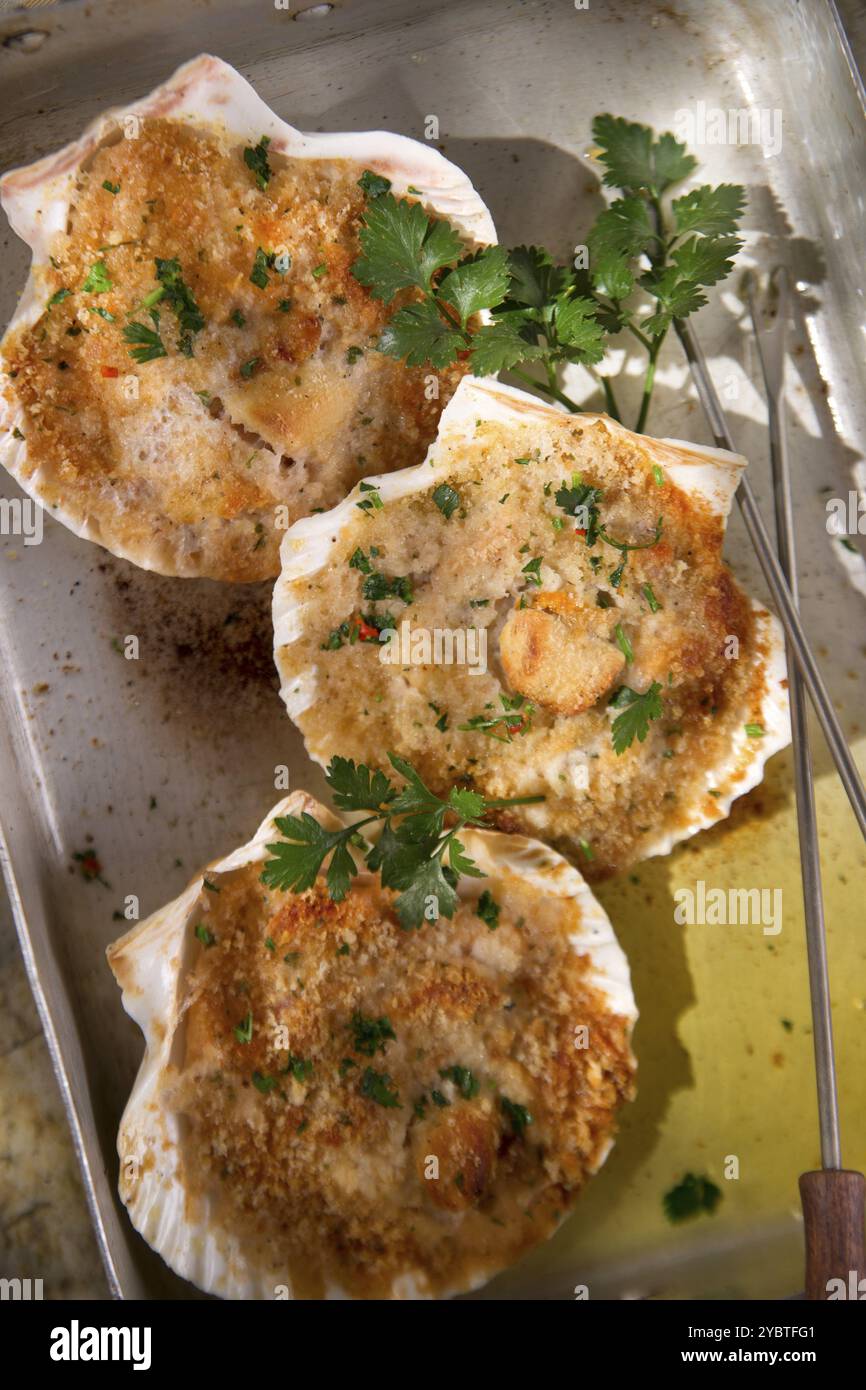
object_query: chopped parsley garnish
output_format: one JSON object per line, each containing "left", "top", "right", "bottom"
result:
{"left": 555, "top": 477, "right": 603, "bottom": 543}
{"left": 663, "top": 1172, "right": 722, "bottom": 1223}
{"left": 231, "top": 308, "right": 246, "bottom": 328}
{"left": 641, "top": 582, "right": 661, "bottom": 612}
{"left": 233, "top": 1011, "right": 253, "bottom": 1045}
{"left": 359, "top": 1067, "right": 401, "bottom": 1108}
{"left": 521, "top": 556, "right": 543, "bottom": 587}
{"left": 312, "top": 262, "right": 328, "bottom": 279}
{"left": 439, "top": 1065, "right": 480, "bottom": 1099}
{"left": 194, "top": 923, "right": 216, "bottom": 947}
{"left": 431, "top": 1089, "right": 450, "bottom": 1108}
{"left": 459, "top": 693, "right": 535, "bottom": 743}
{"left": 350, "top": 1011, "right": 396, "bottom": 1057}
{"left": 356, "top": 482, "right": 383, "bottom": 512}
{"left": 501, "top": 1096, "right": 532, "bottom": 1137}
{"left": 357, "top": 169, "right": 392, "bottom": 199}
{"left": 82, "top": 261, "right": 112, "bottom": 294}
{"left": 609, "top": 681, "right": 664, "bottom": 754}
{"left": 361, "top": 570, "right": 413, "bottom": 604}
{"left": 154, "top": 257, "right": 205, "bottom": 355}
{"left": 283, "top": 1053, "right": 313, "bottom": 1083}
{"left": 123, "top": 321, "right": 167, "bottom": 363}
{"left": 102, "top": 180, "right": 121, "bottom": 195}
{"left": 614, "top": 623, "right": 633, "bottom": 663}
{"left": 48, "top": 288, "right": 72, "bottom": 309}
{"left": 476, "top": 889, "right": 500, "bottom": 931}
{"left": 432, "top": 483, "right": 460, "bottom": 519}
{"left": 349, "top": 547, "right": 373, "bottom": 574}
{"left": 243, "top": 134, "right": 272, "bottom": 190}
{"left": 260, "top": 753, "right": 543, "bottom": 930}
{"left": 744, "top": 723, "right": 765, "bottom": 737}
{"left": 240, "top": 357, "right": 260, "bottom": 379}
{"left": 429, "top": 702, "right": 448, "bottom": 732}
{"left": 250, "top": 246, "right": 271, "bottom": 290}
{"left": 252, "top": 1071, "right": 277, "bottom": 1094}
{"left": 346, "top": 345, "right": 364, "bottom": 364}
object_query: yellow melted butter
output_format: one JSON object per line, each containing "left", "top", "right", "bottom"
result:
{"left": 479, "top": 739, "right": 866, "bottom": 1300}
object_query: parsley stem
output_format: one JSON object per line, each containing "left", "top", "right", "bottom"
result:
{"left": 510, "top": 367, "right": 581, "bottom": 414}
{"left": 593, "top": 370, "right": 622, "bottom": 423}
{"left": 623, "top": 320, "right": 653, "bottom": 353}
{"left": 635, "top": 327, "right": 665, "bottom": 433}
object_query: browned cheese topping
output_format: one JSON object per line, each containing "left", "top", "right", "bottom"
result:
{"left": 2, "top": 119, "right": 466, "bottom": 578}
{"left": 162, "top": 861, "right": 634, "bottom": 1298}
{"left": 278, "top": 414, "right": 775, "bottom": 877}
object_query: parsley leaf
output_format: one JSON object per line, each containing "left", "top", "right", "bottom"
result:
{"left": 359, "top": 1066, "right": 401, "bottom": 1108}
{"left": 663, "top": 1172, "right": 722, "bottom": 1223}
{"left": 261, "top": 752, "right": 543, "bottom": 930}
{"left": 350, "top": 1011, "right": 396, "bottom": 1056}
{"left": 438, "top": 246, "right": 511, "bottom": 327}
{"left": 592, "top": 115, "right": 697, "bottom": 195}
{"left": 82, "top": 261, "right": 112, "bottom": 294}
{"left": 243, "top": 134, "right": 272, "bottom": 190}
{"left": 672, "top": 183, "right": 745, "bottom": 238}
{"left": 469, "top": 319, "right": 545, "bottom": 375}
{"left": 610, "top": 681, "right": 664, "bottom": 755}
{"left": 352, "top": 193, "right": 465, "bottom": 302}
{"left": 358, "top": 168, "right": 392, "bottom": 198}
{"left": 432, "top": 482, "right": 460, "bottom": 519}
{"left": 476, "top": 889, "right": 500, "bottom": 930}
{"left": 378, "top": 300, "right": 465, "bottom": 367}
{"left": 154, "top": 258, "right": 205, "bottom": 355}
{"left": 123, "top": 321, "right": 167, "bottom": 363}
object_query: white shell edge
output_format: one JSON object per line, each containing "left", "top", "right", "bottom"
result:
{"left": 0, "top": 54, "right": 497, "bottom": 573}
{"left": 107, "top": 792, "right": 636, "bottom": 1301}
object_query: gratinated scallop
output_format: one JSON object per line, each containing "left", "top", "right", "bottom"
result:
{"left": 273, "top": 377, "right": 790, "bottom": 878}
{"left": 107, "top": 791, "right": 636, "bottom": 1300}
{"left": 0, "top": 54, "right": 494, "bottom": 580}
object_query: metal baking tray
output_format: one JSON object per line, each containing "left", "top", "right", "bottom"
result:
{"left": 1, "top": 0, "right": 864, "bottom": 1300}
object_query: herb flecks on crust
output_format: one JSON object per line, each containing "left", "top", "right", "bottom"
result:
{"left": 160, "top": 824, "right": 635, "bottom": 1299}
{"left": 1, "top": 122, "right": 471, "bottom": 581}
{"left": 276, "top": 403, "right": 772, "bottom": 880}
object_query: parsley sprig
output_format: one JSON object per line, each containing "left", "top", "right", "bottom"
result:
{"left": 260, "top": 753, "right": 543, "bottom": 930}
{"left": 350, "top": 116, "right": 743, "bottom": 433}
{"left": 609, "top": 682, "right": 664, "bottom": 754}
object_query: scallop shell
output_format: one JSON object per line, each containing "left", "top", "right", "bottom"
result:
{"left": 0, "top": 54, "right": 495, "bottom": 579}
{"left": 107, "top": 790, "right": 636, "bottom": 1300}
{"left": 273, "top": 376, "right": 790, "bottom": 871}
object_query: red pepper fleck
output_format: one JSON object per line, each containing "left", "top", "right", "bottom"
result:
{"left": 355, "top": 618, "right": 380, "bottom": 642}
{"left": 505, "top": 720, "right": 524, "bottom": 734}
{"left": 101, "top": 366, "right": 119, "bottom": 378}
{"left": 574, "top": 527, "right": 586, "bottom": 537}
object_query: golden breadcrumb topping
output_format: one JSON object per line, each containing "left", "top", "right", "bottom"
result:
{"left": 165, "top": 859, "right": 633, "bottom": 1298}
{"left": 277, "top": 415, "right": 775, "bottom": 877}
{"left": 2, "top": 118, "right": 465, "bottom": 579}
